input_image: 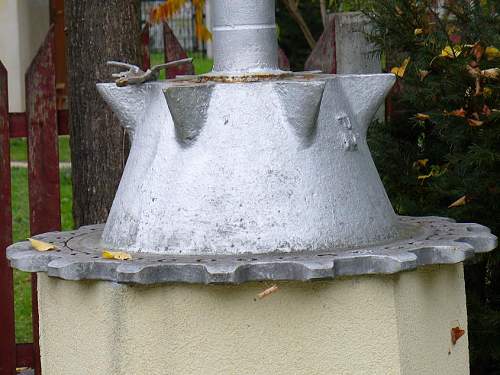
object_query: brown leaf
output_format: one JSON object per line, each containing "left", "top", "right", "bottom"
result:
{"left": 467, "top": 118, "right": 484, "bottom": 127}
{"left": 471, "top": 42, "right": 484, "bottom": 61}
{"left": 483, "top": 105, "right": 492, "bottom": 116}
{"left": 482, "top": 68, "right": 500, "bottom": 80}
{"left": 451, "top": 326, "right": 465, "bottom": 345}
{"left": 257, "top": 284, "right": 279, "bottom": 299}
{"left": 448, "top": 195, "right": 467, "bottom": 208}
{"left": 418, "top": 70, "right": 430, "bottom": 81}
{"left": 466, "top": 64, "right": 481, "bottom": 78}
{"left": 28, "top": 238, "right": 56, "bottom": 252}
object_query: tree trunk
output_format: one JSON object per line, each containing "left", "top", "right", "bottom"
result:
{"left": 65, "top": 0, "right": 141, "bottom": 227}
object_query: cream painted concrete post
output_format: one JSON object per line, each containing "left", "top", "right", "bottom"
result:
{"left": 0, "top": 0, "right": 50, "bottom": 112}
{"left": 38, "top": 264, "right": 469, "bottom": 375}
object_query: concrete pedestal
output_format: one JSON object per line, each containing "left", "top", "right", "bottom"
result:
{"left": 38, "top": 264, "right": 469, "bottom": 375}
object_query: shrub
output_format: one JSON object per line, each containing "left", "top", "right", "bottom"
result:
{"left": 365, "top": 1, "right": 499, "bottom": 372}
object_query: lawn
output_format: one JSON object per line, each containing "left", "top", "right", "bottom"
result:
{"left": 10, "top": 137, "right": 73, "bottom": 343}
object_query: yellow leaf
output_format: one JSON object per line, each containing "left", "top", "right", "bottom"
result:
{"left": 415, "top": 113, "right": 430, "bottom": 120}
{"left": 440, "top": 45, "right": 462, "bottom": 58}
{"left": 414, "top": 28, "right": 423, "bottom": 36}
{"left": 102, "top": 250, "right": 132, "bottom": 261}
{"left": 28, "top": 238, "right": 56, "bottom": 252}
{"left": 485, "top": 46, "right": 500, "bottom": 60}
{"left": 483, "top": 87, "right": 493, "bottom": 97}
{"left": 448, "top": 195, "right": 467, "bottom": 208}
{"left": 417, "top": 172, "right": 433, "bottom": 181}
{"left": 391, "top": 57, "right": 410, "bottom": 78}
{"left": 416, "top": 159, "right": 429, "bottom": 167}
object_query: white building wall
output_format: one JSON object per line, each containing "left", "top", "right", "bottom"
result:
{"left": 0, "top": 0, "right": 50, "bottom": 112}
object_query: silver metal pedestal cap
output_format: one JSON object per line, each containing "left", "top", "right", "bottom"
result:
{"left": 211, "top": 0, "right": 281, "bottom": 74}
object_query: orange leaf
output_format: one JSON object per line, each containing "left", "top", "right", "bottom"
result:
{"left": 446, "top": 108, "right": 466, "bottom": 117}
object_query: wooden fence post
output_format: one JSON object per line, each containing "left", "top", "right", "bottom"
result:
{"left": 163, "top": 22, "right": 194, "bottom": 78}
{"left": 0, "top": 61, "right": 16, "bottom": 375}
{"left": 25, "top": 27, "right": 61, "bottom": 375}
{"left": 142, "top": 22, "right": 151, "bottom": 71}
{"left": 305, "top": 12, "right": 381, "bottom": 75}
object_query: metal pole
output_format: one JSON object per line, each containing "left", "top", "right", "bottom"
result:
{"left": 211, "top": 0, "right": 279, "bottom": 74}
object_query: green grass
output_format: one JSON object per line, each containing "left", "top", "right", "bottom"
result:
{"left": 151, "top": 51, "right": 213, "bottom": 79}
{"left": 10, "top": 138, "right": 73, "bottom": 342}
{"left": 10, "top": 135, "right": 71, "bottom": 163}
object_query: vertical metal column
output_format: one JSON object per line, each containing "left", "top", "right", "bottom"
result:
{"left": 211, "top": 0, "right": 279, "bottom": 74}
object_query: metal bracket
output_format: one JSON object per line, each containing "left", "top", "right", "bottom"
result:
{"left": 107, "top": 58, "right": 193, "bottom": 86}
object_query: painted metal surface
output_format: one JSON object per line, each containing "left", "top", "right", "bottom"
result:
{"left": 6, "top": 216, "right": 497, "bottom": 284}
{"left": 211, "top": 0, "right": 281, "bottom": 75}
{"left": 0, "top": 60, "right": 16, "bottom": 375}
{"left": 97, "top": 73, "right": 397, "bottom": 255}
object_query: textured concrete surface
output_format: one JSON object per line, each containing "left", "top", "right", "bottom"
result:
{"left": 38, "top": 264, "right": 469, "bottom": 375}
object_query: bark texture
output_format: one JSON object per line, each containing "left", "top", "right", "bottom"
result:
{"left": 65, "top": 0, "right": 141, "bottom": 226}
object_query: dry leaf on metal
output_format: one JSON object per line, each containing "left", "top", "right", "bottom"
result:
{"left": 102, "top": 250, "right": 132, "bottom": 261}
{"left": 28, "top": 238, "right": 56, "bottom": 252}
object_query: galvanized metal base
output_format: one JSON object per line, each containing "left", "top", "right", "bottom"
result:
{"left": 7, "top": 216, "right": 496, "bottom": 285}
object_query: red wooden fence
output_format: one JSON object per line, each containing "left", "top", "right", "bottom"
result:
{"left": 0, "top": 19, "right": 183, "bottom": 375}
{"left": 0, "top": 28, "right": 67, "bottom": 375}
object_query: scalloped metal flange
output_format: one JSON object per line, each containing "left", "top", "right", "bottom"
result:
{"left": 7, "top": 216, "right": 497, "bottom": 285}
